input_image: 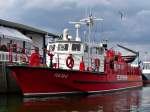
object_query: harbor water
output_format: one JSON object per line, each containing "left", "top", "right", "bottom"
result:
{"left": 0, "top": 86, "right": 150, "bottom": 112}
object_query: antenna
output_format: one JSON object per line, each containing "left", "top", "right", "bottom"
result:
{"left": 118, "top": 11, "right": 126, "bottom": 21}
{"left": 118, "top": 11, "right": 123, "bottom": 20}
{"left": 80, "top": 14, "right": 104, "bottom": 67}
{"left": 69, "top": 21, "right": 85, "bottom": 41}
{"left": 80, "top": 15, "right": 103, "bottom": 43}
{"left": 83, "top": 30, "right": 87, "bottom": 42}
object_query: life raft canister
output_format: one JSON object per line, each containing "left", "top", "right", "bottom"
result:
{"left": 79, "top": 56, "right": 85, "bottom": 71}
{"left": 66, "top": 54, "right": 74, "bottom": 69}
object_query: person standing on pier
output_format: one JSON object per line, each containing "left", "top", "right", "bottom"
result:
{"left": 29, "top": 47, "right": 40, "bottom": 66}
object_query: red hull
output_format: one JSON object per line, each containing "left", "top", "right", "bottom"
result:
{"left": 143, "top": 80, "right": 150, "bottom": 85}
{"left": 7, "top": 66, "right": 143, "bottom": 96}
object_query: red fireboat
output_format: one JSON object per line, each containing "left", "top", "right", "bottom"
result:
{"left": 6, "top": 15, "right": 143, "bottom": 96}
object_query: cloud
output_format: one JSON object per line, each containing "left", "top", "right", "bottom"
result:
{"left": 0, "top": 0, "right": 16, "bottom": 13}
{"left": 22, "top": 0, "right": 111, "bottom": 10}
{"left": 19, "top": 1, "right": 150, "bottom": 43}
{"left": 0, "top": 0, "right": 15, "bottom": 8}
{"left": 0, "top": 0, "right": 150, "bottom": 60}
{"left": 137, "top": 10, "right": 150, "bottom": 16}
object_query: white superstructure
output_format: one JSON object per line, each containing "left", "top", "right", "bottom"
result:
{"left": 142, "top": 61, "right": 150, "bottom": 74}
{"left": 46, "top": 15, "right": 105, "bottom": 72}
{"left": 46, "top": 40, "right": 105, "bottom": 72}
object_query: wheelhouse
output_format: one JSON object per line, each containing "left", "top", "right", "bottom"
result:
{"left": 142, "top": 62, "right": 150, "bottom": 75}
{"left": 46, "top": 40, "right": 105, "bottom": 72}
{"left": 143, "top": 62, "right": 150, "bottom": 70}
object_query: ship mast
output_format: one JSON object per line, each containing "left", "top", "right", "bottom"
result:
{"left": 80, "top": 14, "right": 103, "bottom": 68}
{"left": 80, "top": 15, "right": 103, "bottom": 43}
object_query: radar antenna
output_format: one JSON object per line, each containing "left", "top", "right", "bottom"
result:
{"left": 69, "top": 21, "right": 85, "bottom": 41}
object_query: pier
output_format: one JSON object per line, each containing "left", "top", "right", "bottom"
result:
{"left": 0, "top": 19, "right": 58, "bottom": 93}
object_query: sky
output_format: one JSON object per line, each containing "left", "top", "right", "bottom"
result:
{"left": 0, "top": 0, "right": 150, "bottom": 60}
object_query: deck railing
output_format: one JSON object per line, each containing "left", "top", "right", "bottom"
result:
{"left": 0, "top": 51, "right": 28, "bottom": 63}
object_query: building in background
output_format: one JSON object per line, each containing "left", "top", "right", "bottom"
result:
{"left": 0, "top": 19, "right": 58, "bottom": 93}
{"left": 0, "top": 19, "right": 59, "bottom": 64}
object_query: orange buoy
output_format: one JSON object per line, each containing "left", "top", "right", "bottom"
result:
{"left": 79, "top": 61, "right": 85, "bottom": 71}
{"left": 79, "top": 56, "right": 85, "bottom": 71}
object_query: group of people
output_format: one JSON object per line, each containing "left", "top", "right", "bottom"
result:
{"left": 0, "top": 43, "right": 42, "bottom": 66}
{"left": 0, "top": 44, "right": 50, "bottom": 67}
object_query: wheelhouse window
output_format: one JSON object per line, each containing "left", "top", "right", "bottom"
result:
{"left": 90, "top": 47, "right": 96, "bottom": 54}
{"left": 84, "top": 45, "right": 88, "bottom": 53}
{"left": 72, "top": 44, "right": 81, "bottom": 51}
{"left": 90, "top": 47, "right": 104, "bottom": 55}
{"left": 98, "top": 47, "right": 104, "bottom": 55}
{"left": 144, "top": 63, "right": 150, "bottom": 70}
{"left": 58, "top": 44, "right": 68, "bottom": 51}
{"left": 49, "top": 44, "right": 55, "bottom": 51}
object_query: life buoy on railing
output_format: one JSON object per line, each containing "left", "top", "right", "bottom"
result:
{"left": 66, "top": 54, "right": 74, "bottom": 69}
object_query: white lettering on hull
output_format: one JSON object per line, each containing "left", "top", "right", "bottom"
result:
{"left": 117, "top": 75, "right": 128, "bottom": 80}
{"left": 54, "top": 73, "right": 69, "bottom": 79}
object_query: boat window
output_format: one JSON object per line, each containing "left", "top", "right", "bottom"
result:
{"left": 144, "top": 63, "right": 150, "bottom": 70}
{"left": 98, "top": 48, "right": 104, "bottom": 55}
{"left": 72, "top": 44, "right": 81, "bottom": 51}
{"left": 90, "top": 47, "right": 96, "bottom": 54}
{"left": 90, "top": 47, "right": 104, "bottom": 55}
{"left": 84, "top": 45, "right": 88, "bottom": 53}
{"left": 49, "top": 44, "right": 55, "bottom": 51}
{"left": 58, "top": 44, "right": 68, "bottom": 51}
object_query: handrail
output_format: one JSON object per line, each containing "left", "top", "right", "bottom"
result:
{"left": 0, "top": 51, "right": 28, "bottom": 63}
